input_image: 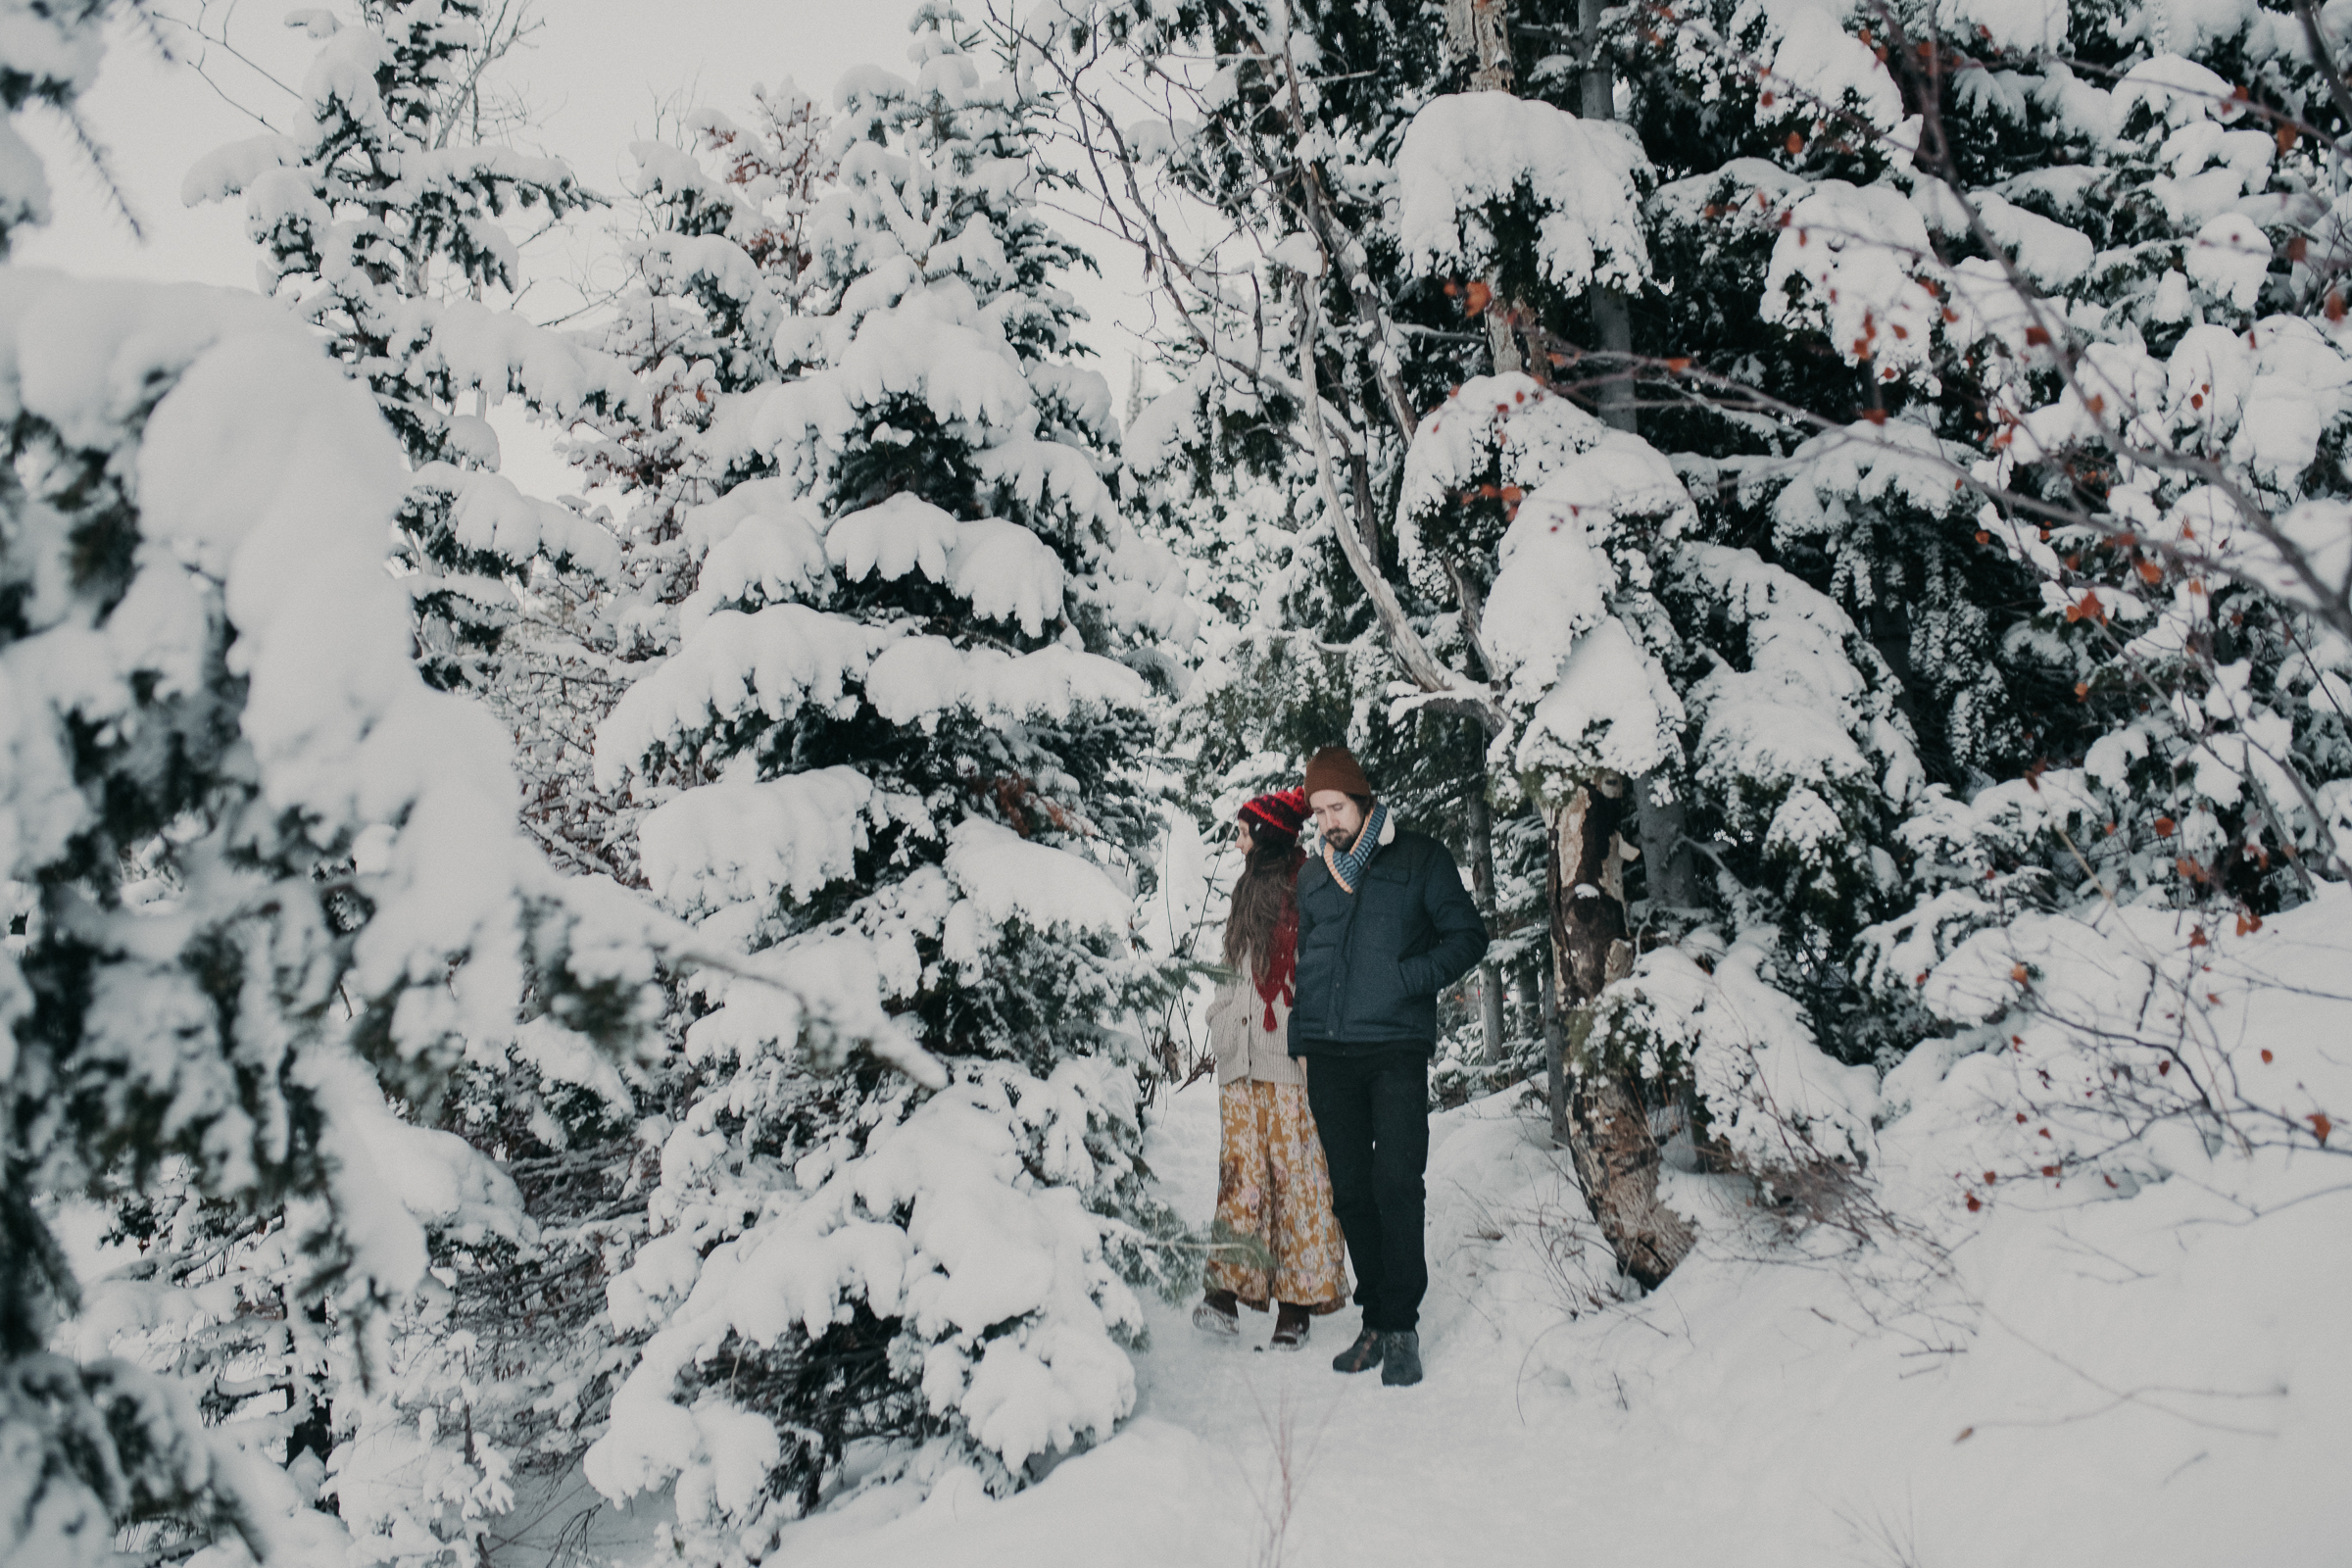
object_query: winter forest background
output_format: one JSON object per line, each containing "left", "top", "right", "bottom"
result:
{"left": 4, "top": 0, "right": 2347, "bottom": 1563}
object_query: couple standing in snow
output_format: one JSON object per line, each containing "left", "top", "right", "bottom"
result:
{"left": 1195, "top": 747, "right": 1489, "bottom": 1388}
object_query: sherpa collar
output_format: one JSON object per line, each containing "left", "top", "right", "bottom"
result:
{"left": 1322, "top": 802, "right": 1394, "bottom": 894}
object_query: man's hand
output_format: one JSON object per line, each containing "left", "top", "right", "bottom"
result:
{"left": 1421, "top": 843, "right": 1490, "bottom": 992}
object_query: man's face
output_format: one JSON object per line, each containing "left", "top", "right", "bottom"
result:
{"left": 1309, "top": 789, "right": 1364, "bottom": 850}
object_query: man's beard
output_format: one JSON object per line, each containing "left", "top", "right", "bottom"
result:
{"left": 1329, "top": 820, "right": 1359, "bottom": 853}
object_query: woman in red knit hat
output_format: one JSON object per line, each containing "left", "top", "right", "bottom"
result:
{"left": 1194, "top": 787, "right": 1349, "bottom": 1348}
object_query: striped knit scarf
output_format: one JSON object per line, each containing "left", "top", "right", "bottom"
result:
{"left": 1321, "top": 801, "right": 1389, "bottom": 894}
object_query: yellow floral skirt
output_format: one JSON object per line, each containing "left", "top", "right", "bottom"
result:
{"left": 1205, "top": 1080, "right": 1350, "bottom": 1313}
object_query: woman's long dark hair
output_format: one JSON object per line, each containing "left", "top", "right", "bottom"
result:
{"left": 1223, "top": 832, "right": 1303, "bottom": 979}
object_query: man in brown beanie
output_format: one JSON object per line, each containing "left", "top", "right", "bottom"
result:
{"left": 1289, "top": 745, "right": 1488, "bottom": 1387}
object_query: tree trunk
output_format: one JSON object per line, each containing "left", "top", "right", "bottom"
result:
{"left": 1546, "top": 777, "right": 1632, "bottom": 999}
{"left": 1447, "top": 0, "right": 1526, "bottom": 377}
{"left": 1544, "top": 962, "right": 1566, "bottom": 1146}
{"left": 1563, "top": 1014, "right": 1694, "bottom": 1290}
{"left": 1572, "top": 0, "right": 1688, "bottom": 920}
{"left": 1576, "top": 0, "right": 1639, "bottom": 437}
{"left": 1348, "top": 449, "right": 1383, "bottom": 569}
{"left": 1445, "top": 0, "right": 1516, "bottom": 90}
{"left": 1479, "top": 972, "right": 1507, "bottom": 1064}
{"left": 1589, "top": 288, "right": 1637, "bottom": 433}
{"left": 1466, "top": 785, "right": 1506, "bottom": 1063}
{"left": 1543, "top": 775, "right": 1694, "bottom": 1291}
{"left": 1634, "top": 771, "right": 1695, "bottom": 910}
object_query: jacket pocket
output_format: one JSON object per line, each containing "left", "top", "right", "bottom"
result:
{"left": 1342, "top": 949, "right": 1412, "bottom": 1038}
{"left": 1396, "top": 952, "right": 1433, "bottom": 999}
{"left": 1204, "top": 984, "right": 1248, "bottom": 1082}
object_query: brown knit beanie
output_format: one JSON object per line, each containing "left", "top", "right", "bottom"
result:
{"left": 1302, "top": 745, "right": 1373, "bottom": 799}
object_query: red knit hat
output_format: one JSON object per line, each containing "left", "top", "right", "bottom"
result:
{"left": 1240, "top": 786, "right": 1308, "bottom": 842}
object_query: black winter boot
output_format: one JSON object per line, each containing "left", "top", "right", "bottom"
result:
{"left": 1380, "top": 1330, "right": 1423, "bottom": 1387}
{"left": 1331, "top": 1325, "right": 1384, "bottom": 1374}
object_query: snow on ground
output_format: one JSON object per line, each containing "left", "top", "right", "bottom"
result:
{"left": 742, "top": 898, "right": 2348, "bottom": 1568}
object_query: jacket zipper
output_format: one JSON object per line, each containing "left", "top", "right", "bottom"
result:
{"left": 1327, "top": 870, "right": 1359, "bottom": 1041}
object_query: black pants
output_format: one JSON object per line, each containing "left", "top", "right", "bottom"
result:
{"left": 1304, "top": 1048, "right": 1430, "bottom": 1332}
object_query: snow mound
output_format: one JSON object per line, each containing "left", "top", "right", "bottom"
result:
{"left": 1741, "top": 0, "right": 1905, "bottom": 131}
{"left": 686, "top": 487, "right": 835, "bottom": 620}
{"left": 1397, "top": 373, "right": 1609, "bottom": 530}
{"left": 1516, "top": 617, "right": 1686, "bottom": 785}
{"left": 827, "top": 490, "right": 966, "bottom": 584}
{"left": 1604, "top": 945, "right": 1881, "bottom": 1169}
{"left": 863, "top": 639, "right": 1146, "bottom": 730}
{"left": 1763, "top": 179, "right": 1940, "bottom": 384}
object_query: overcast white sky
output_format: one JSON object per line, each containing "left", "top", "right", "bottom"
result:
{"left": 19, "top": 0, "right": 1156, "bottom": 491}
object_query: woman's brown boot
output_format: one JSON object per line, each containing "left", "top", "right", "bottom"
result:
{"left": 1270, "top": 1301, "right": 1312, "bottom": 1350}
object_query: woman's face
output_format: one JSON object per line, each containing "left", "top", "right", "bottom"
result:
{"left": 1236, "top": 820, "right": 1256, "bottom": 857}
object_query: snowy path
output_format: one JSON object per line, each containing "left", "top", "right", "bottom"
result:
{"left": 771, "top": 1021, "right": 2347, "bottom": 1568}
{"left": 769, "top": 1083, "right": 1930, "bottom": 1567}
{"left": 776, "top": 1081, "right": 1650, "bottom": 1568}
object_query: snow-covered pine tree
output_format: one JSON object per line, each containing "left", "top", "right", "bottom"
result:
{"left": 1601, "top": 0, "right": 2352, "bottom": 1007}
{"left": 0, "top": 25, "right": 665, "bottom": 1553}
{"left": 579, "top": 8, "right": 1188, "bottom": 1547}
{"left": 522, "top": 81, "right": 843, "bottom": 889}
{"left": 183, "top": 0, "right": 631, "bottom": 697}
{"left": 294, "top": 88, "right": 863, "bottom": 1561}
{"left": 161, "top": 14, "right": 673, "bottom": 1556}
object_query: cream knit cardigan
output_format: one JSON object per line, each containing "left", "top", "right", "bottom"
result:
{"left": 1202, "top": 976, "right": 1306, "bottom": 1088}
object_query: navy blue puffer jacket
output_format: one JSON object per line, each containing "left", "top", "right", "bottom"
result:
{"left": 1287, "top": 815, "right": 1489, "bottom": 1055}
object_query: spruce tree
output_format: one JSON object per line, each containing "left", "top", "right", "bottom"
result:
{"left": 1603, "top": 0, "right": 2352, "bottom": 968}
{"left": 580, "top": 9, "right": 1185, "bottom": 1545}
{"left": 161, "top": 14, "right": 671, "bottom": 1558}
{"left": 523, "top": 81, "right": 843, "bottom": 888}
{"left": 0, "top": 75, "right": 656, "bottom": 1566}
{"left": 184, "top": 0, "right": 630, "bottom": 695}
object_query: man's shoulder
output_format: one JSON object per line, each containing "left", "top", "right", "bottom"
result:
{"left": 1387, "top": 825, "right": 1454, "bottom": 866}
